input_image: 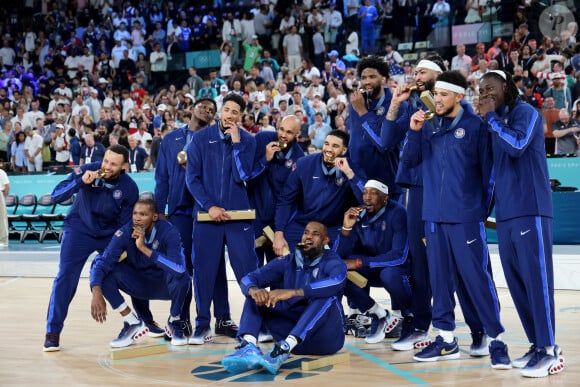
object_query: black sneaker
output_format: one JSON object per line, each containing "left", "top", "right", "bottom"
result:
{"left": 215, "top": 318, "right": 239, "bottom": 338}
{"left": 43, "top": 333, "right": 60, "bottom": 352}
{"left": 345, "top": 313, "right": 371, "bottom": 338}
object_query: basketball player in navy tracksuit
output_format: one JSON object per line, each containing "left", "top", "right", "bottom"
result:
{"left": 249, "top": 115, "right": 304, "bottom": 265}
{"left": 334, "top": 180, "right": 412, "bottom": 344}
{"left": 402, "top": 71, "right": 510, "bottom": 368}
{"left": 89, "top": 199, "right": 190, "bottom": 347}
{"left": 154, "top": 98, "right": 236, "bottom": 340}
{"left": 44, "top": 145, "right": 139, "bottom": 351}
{"left": 479, "top": 70, "right": 564, "bottom": 378}
{"left": 386, "top": 57, "right": 488, "bottom": 353}
{"left": 272, "top": 130, "right": 365, "bottom": 257}
{"left": 348, "top": 56, "right": 406, "bottom": 201}
{"left": 221, "top": 221, "right": 347, "bottom": 375}
{"left": 185, "top": 94, "right": 259, "bottom": 344}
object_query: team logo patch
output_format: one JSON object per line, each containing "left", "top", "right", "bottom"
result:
{"left": 454, "top": 128, "right": 466, "bottom": 139}
{"left": 335, "top": 176, "right": 344, "bottom": 186}
{"left": 376, "top": 107, "right": 385, "bottom": 115}
{"left": 152, "top": 240, "right": 159, "bottom": 250}
{"left": 113, "top": 190, "right": 123, "bottom": 199}
{"left": 285, "top": 159, "right": 294, "bottom": 168}
{"left": 115, "top": 229, "right": 123, "bottom": 237}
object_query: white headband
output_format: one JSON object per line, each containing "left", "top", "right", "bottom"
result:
{"left": 434, "top": 81, "right": 466, "bottom": 95}
{"left": 488, "top": 70, "right": 507, "bottom": 80}
{"left": 364, "top": 179, "right": 389, "bottom": 195}
{"left": 417, "top": 60, "right": 443, "bottom": 73}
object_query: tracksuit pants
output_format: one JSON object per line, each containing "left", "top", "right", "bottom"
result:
{"left": 238, "top": 295, "right": 345, "bottom": 355}
{"left": 497, "top": 216, "right": 555, "bottom": 347}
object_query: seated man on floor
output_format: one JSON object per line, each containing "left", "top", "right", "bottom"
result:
{"left": 334, "top": 180, "right": 415, "bottom": 345}
{"left": 89, "top": 199, "right": 191, "bottom": 347}
{"left": 221, "top": 221, "right": 347, "bottom": 375}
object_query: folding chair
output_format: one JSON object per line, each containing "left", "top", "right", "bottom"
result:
{"left": 10, "top": 194, "right": 37, "bottom": 242}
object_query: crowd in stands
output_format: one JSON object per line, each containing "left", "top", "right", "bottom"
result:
{"left": 0, "top": 0, "right": 579, "bottom": 174}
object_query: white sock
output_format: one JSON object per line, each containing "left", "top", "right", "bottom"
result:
{"left": 114, "top": 302, "right": 128, "bottom": 313}
{"left": 169, "top": 315, "right": 180, "bottom": 323}
{"left": 285, "top": 335, "right": 298, "bottom": 351}
{"left": 348, "top": 307, "right": 361, "bottom": 316}
{"left": 439, "top": 329, "right": 454, "bottom": 343}
{"left": 368, "top": 303, "right": 387, "bottom": 319}
{"left": 546, "top": 345, "right": 554, "bottom": 353}
{"left": 123, "top": 312, "right": 140, "bottom": 325}
{"left": 489, "top": 334, "right": 502, "bottom": 342}
{"left": 243, "top": 334, "right": 257, "bottom": 345}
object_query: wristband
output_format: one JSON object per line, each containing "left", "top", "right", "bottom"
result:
{"left": 342, "top": 226, "right": 352, "bottom": 231}
{"left": 355, "top": 258, "right": 362, "bottom": 269}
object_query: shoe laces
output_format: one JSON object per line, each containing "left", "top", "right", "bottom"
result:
{"left": 526, "top": 347, "right": 549, "bottom": 367}
{"left": 270, "top": 342, "right": 289, "bottom": 358}
{"left": 145, "top": 320, "right": 160, "bottom": 329}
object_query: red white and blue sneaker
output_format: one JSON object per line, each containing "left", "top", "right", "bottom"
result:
{"left": 365, "top": 315, "right": 387, "bottom": 344}
{"left": 391, "top": 315, "right": 431, "bottom": 351}
{"left": 110, "top": 320, "right": 149, "bottom": 348}
{"left": 512, "top": 345, "right": 537, "bottom": 368}
{"left": 165, "top": 318, "right": 188, "bottom": 346}
{"left": 469, "top": 332, "right": 489, "bottom": 357}
{"left": 384, "top": 311, "right": 403, "bottom": 338}
{"left": 520, "top": 345, "right": 565, "bottom": 378}
{"left": 222, "top": 340, "right": 264, "bottom": 374}
{"left": 189, "top": 327, "right": 214, "bottom": 345}
{"left": 144, "top": 320, "right": 166, "bottom": 338}
{"left": 413, "top": 335, "right": 460, "bottom": 362}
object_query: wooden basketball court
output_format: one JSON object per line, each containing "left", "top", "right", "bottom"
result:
{"left": 0, "top": 270, "right": 578, "bottom": 386}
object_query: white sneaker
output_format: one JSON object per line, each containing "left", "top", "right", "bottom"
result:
{"left": 392, "top": 330, "right": 431, "bottom": 351}
{"left": 110, "top": 320, "right": 148, "bottom": 348}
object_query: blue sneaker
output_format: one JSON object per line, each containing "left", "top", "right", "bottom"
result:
{"left": 43, "top": 333, "right": 60, "bottom": 352}
{"left": 470, "top": 332, "right": 489, "bottom": 357}
{"left": 489, "top": 340, "right": 512, "bottom": 369}
{"left": 222, "top": 340, "right": 264, "bottom": 374}
{"left": 413, "top": 335, "right": 460, "bottom": 362}
{"left": 165, "top": 318, "right": 188, "bottom": 346}
{"left": 110, "top": 320, "right": 148, "bottom": 348}
{"left": 260, "top": 340, "right": 290, "bottom": 374}
{"left": 520, "top": 345, "right": 565, "bottom": 378}
{"left": 511, "top": 345, "right": 536, "bottom": 368}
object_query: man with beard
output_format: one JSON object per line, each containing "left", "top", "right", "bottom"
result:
{"left": 89, "top": 199, "right": 191, "bottom": 348}
{"left": 185, "top": 93, "right": 259, "bottom": 345}
{"left": 335, "top": 180, "right": 412, "bottom": 345}
{"left": 385, "top": 56, "right": 489, "bottom": 355}
{"left": 154, "top": 98, "right": 238, "bottom": 341}
{"left": 479, "top": 70, "right": 564, "bottom": 378}
{"left": 249, "top": 115, "right": 305, "bottom": 265}
{"left": 348, "top": 56, "right": 406, "bottom": 202}
{"left": 221, "top": 221, "right": 347, "bottom": 375}
{"left": 402, "top": 71, "right": 510, "bottom": 369}
{"left": 44, "top": 145, "right": 139, "bottom": 351}
{"left": 273, "top": 130, "right": 365, "bottom": 256}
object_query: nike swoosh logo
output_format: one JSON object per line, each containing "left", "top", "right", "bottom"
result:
{"left": 520, "top": 229, "right": 531, "bottom": 236}
{"left": 441, "top": 345, "right": 458, "bottom": 356}
{"left": 209, "top": 140, "right": 218, "bottom": 143}
{"left": 243, "top": 226, "right": 251, "bottom": 231}
{"left": 466, "top": 239, "right": 477, "bottom": 245}
{"left": 175, "top": 137, "right": 183, "bottom": 140}
{"left": 312, "top": 176, "right": 320, "bottom": 179}
{"left": 361, "top": 224, "right": 369, "bottom": 228}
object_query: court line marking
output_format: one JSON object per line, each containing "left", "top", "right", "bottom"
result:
{"left": 343, "top": 343, "right": 428, "bottom": 386}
